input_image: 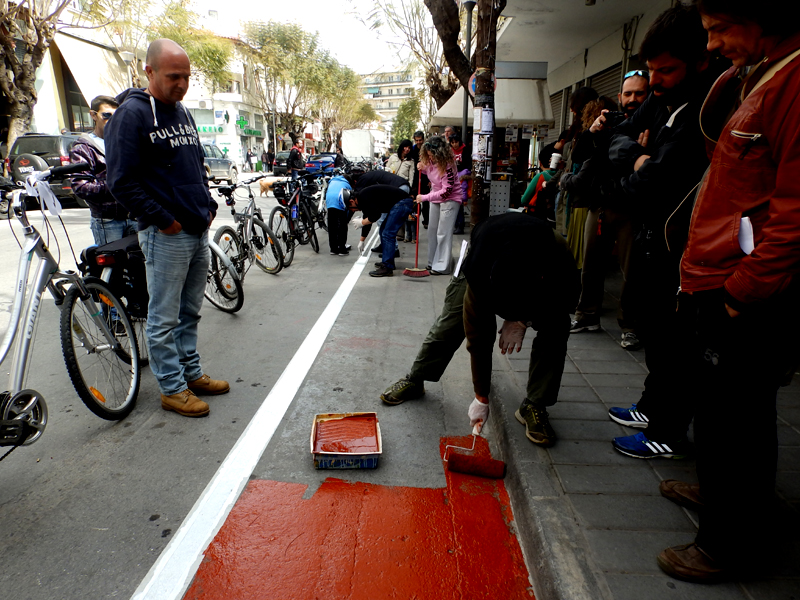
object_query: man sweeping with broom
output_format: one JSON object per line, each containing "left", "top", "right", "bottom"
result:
{"left": 382, "top": 212, "right": 578, "bottom": 447}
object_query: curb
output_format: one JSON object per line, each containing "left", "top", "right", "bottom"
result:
{"left": 488, "top": 353, "right": 610, "bottom": 600}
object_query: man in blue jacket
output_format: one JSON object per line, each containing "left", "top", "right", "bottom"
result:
{"left": 106, "top": 39, "right": 228, "bottom": 418}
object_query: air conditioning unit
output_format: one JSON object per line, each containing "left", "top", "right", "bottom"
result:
{"left": 199, "top": 100, "right": 208, "bottom": 109}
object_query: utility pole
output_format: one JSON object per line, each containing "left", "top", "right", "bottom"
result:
{"left": 469, "top": 0, "right": 503, "bottom": 225}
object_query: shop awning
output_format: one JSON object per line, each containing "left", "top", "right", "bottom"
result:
{"left": 54, "top": 34, "right": 129, "bottom": 105}
{"left": 429, "top": 79, "right": 553, "bottom": 127}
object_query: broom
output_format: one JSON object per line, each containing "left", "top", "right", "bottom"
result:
{"left": 403, "top": 178, "right": 430, "bottom": 277}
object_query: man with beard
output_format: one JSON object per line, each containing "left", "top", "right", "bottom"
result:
{"left": 595, "top": 5, "right": 722, "bottom": 459}
{"left": 569, "top": 73, "right": 650, "bottom": 350}
{"left": 618, "top": 71, "right": 649, "bottom": 118}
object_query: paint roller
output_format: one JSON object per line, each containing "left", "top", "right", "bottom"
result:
{"left": 442, "top": 426, "right": 507, "bottom": 479}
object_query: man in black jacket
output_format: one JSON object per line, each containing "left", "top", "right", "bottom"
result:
{"left": 463, "top": 213, "right": 578, "bottom": 444}
{"left": 288, "top": 139, "right": 304, "bottom": 180}
{"left": 347, "top": 170, "right": 413, "bottom": 277}
{"left": 106, "top": 39, "right": 228, "bottom": 418}
{"left": 594, "top": 5, "right": 721, "bottom": 459}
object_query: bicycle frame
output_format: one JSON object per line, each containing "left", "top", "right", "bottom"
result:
{"left": 0, "top": 192, "right": 110, "bottom": 396}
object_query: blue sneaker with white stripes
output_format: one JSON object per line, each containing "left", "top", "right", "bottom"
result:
{"left": 612, "top": 432, "right": 693, "bottom": 459}
{"left": 608, "top": 404, "right": 649, "bottom": 428}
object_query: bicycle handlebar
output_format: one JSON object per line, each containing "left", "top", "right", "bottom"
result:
{"left": 49, "top": 162, "right": 90, "bottom": 178}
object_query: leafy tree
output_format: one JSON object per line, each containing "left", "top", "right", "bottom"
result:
{"left": 1, "top": 0, "right": 73, "bottom": 149}
{"left": 392, "top": 95, "right": 421, "bottom": 147}
{"left": 150, "top": 2, "right": 233, "bottom": 93}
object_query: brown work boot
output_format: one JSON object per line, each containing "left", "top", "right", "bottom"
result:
{"left": 659, "top": 479, "right": 705, "bottom": 511}
{"left": 161, "top": 389, "right": 210, "bottom": 417}
{"left": 657, "top": 543, "right": 727, "bottom": 583}
{"left": 187, "top": 374, "right": 230, "bottom": 396}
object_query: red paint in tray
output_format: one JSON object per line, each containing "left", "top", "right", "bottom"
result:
{"left": 310, "top": 412, "right": 382, "bottom": 469}
{"left": 313, "top": 415, "right": 379, "bottom": 454}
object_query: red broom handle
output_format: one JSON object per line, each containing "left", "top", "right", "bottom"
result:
{"left": 415, "top": 172, "right": 422, "bottom": 269}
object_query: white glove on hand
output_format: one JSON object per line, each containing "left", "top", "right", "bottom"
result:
{"left": 350, "top": 213, "right": 363, "bottom": 229}
{"left": 357, "top": 240, "right": 365, "bottom": 254}
{"left": 498, "top": 320, "right": 527, "bottom": 354}
{"left": 468, "top": 398, "right": 490, "bottom": 434}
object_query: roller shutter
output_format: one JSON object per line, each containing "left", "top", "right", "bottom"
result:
{"left": 548, "top": 90, "right": 563, "bottom": 143}
{"left": 590, "top": 63, "right": 623, "bottom": 102}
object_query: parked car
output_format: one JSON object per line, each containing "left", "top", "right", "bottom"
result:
{"left": 272, "top": 150, "right": 291, "bottom": 176}
{"left": 304, "top": 153, "right": 338, "bottom": 175}
{"left": 4, "top": 132, "right": 87, "bottom": 208}
{"left": 202, "top": 143, "right": 237, "bottom": 184}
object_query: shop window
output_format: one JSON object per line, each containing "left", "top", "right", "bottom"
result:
{"left": 189, "top": 108, "right": 214, "bottom": 125}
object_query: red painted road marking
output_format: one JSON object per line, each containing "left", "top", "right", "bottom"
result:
{"left": 184, "top": 436, "right": 533, "bottom": 599}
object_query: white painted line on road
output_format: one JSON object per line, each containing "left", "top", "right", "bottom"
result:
{"left": 131, "top": 227, "right": 381, "bottom": 600}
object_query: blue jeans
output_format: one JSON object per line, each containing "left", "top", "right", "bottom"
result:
{"left": 380, "top": 197, "right": 414, "bottom": 270}
{"left": 291, "top": 169, "right": 299, "bottom": 181}
{"left": 138, "top": 226, "right": 210, "bottom": 396}
{"left": 90, "top": 217, "right": 137, "bottom": 246}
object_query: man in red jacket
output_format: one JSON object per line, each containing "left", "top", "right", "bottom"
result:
{"left": 656, "top": 0, "right": 800, "bottom": 583}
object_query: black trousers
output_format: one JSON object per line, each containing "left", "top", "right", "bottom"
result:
{"left": 679, "top": 286, "right": 799, "bottom": 566}
{"left": 627, "top": 244, "right": 694, "bottom": 441}
{"left": 327, "top": 207, "right": 349, "bottom": 253}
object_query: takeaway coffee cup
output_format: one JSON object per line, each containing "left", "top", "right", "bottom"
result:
{"left": 549, "top": 153, "right": 562, "bottom": 169}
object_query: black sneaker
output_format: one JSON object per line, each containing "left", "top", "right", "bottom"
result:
{"left": 570, "top": 316, "right": 600, "bottom": 333}
{"left": 369, "top": 265, "right": 393, "bottom": 277}
{"left": 515, "top": 403, "right": 556, "bottom": 447}
{"left": 374, "top": 261, "right": 384, "bottom": 267}
{"left": 620, "top": 332, "right": 642, "bottom": 350}
{"left": 371, "top": 245, "right": 383, "bottom": 253}
{"left": 381, "top": 375, "right": 425, "bottom": 405}
{"left": 379, "top": 248, "right": 400, "bottom": 258}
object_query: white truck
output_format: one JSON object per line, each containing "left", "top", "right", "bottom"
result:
{"left": 341, "top": 129, "right": 375, "bottom": 162}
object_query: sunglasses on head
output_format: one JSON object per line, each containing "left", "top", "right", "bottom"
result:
{"left": 624, "top": 69, "right": 649, "bottom": 81}
{"left": 93, "top": 111, "right": 113, "bottom": 120}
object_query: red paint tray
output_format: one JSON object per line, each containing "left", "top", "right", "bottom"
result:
{"left": 310, "top": 412, "right": 382, "bottom": 469}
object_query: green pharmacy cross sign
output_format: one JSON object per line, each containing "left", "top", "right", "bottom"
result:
{"left": 235, "top": 116, "right": 249, "bottom": 129}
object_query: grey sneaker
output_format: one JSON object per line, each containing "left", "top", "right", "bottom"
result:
{"left": 570, "top": 316, "right": 600, "bottom": 333}
{"left": 515, "top": 403, "right": 556, "bottom": 447}
{"left": 620, "top": 331, "right": 642, "bottom": 350}
{"left": 381, "top": 375, "right": 425, "bottom": 405}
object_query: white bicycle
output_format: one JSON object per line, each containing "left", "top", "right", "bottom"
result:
{"left": 0, "top": 165, "right": 140, "bottom": 460}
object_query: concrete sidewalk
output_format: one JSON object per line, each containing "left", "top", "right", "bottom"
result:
{"left": 483, "top": 272, "right": 800, "bottom": 600}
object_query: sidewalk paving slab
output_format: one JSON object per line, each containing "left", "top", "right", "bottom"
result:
{"left": 481, "top": 273, "right": 800, "bottom": 600}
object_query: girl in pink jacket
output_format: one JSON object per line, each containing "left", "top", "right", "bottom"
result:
{"left": 416, "top": 136, "right": 465, "bottom": 274}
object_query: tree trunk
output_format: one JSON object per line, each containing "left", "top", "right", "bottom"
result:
{"left": 469, "top": 0, "right": 504, "bottom": 226}
{"left": 423, "top": 0, "right": 473, "bottom": 90}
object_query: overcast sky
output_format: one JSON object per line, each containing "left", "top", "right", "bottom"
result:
{"left": 194, "top": 0, "right": 410, "bottom": 75}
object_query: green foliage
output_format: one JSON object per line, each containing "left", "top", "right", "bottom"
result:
{"left": 150, "top": 2, "right": 233, "bottom": 92}
{"left": 392, "top": 96, "right": 421, "bottom": 147}
{"left": 243, "top": 20, "right": 377, "bottom": 147}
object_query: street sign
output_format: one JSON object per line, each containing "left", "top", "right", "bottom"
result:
{"left": 468, "top": 72, "right": 497, "bottom": 97}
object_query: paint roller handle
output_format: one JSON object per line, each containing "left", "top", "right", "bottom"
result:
{"left": 472, "top": 425, "right": 481, "bottom": 436}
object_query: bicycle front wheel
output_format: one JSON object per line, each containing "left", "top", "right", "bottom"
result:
{"left": 251, "top": 217, "right": 283, "bottom": 274}
{"left": 60, "top": 280, "right": 140, "bottom": 420}
{"left": 269, "top": 205, "right": 295, "bottom": 267}
{"left": 205, "top": 242, "right": 244, "bottom": 313}
{"left": 214, "top": 225, "right": 244, "bottom": 279}
{"left": 301, "top": 206, "right": 320, "bottom": 253}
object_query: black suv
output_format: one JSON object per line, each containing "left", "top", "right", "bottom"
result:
{"left": 4, "top": 133, "right": 87, "bottom": 207}
{"left": 272, "top": 150, "right": 291, "bottom": 176}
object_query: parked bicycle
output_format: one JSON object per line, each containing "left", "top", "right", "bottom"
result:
{"left": 0, "top": 165, "right": 141, "bottom": 458}
{"left": 212, "top": 174, "right": 283, "bottom": 280}
{"left": 269, "top": 172, "right": 320, "bottom": 267}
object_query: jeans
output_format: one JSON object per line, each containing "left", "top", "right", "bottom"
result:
{"left": 291, "top": 170, "right": 299, "bottom": 181}
{"left": 138, "top": 226, "right": 210, "bottom": 396}
{"left": 379, "top": 197, "right": 414, "bottom": 270}
{"left": 90, "top": 217, "right": 137, "bottom": 246}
